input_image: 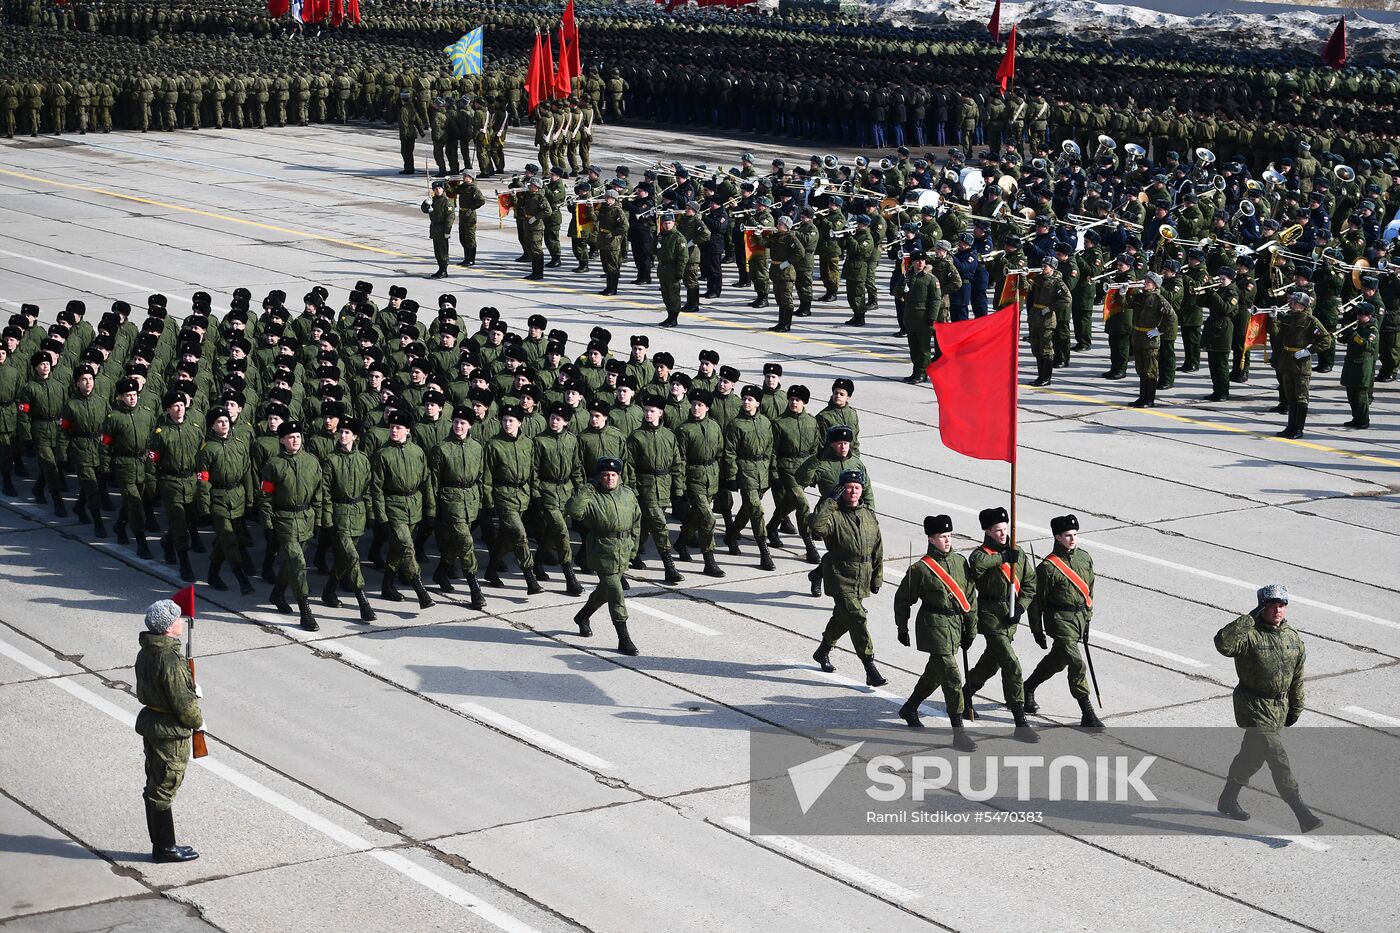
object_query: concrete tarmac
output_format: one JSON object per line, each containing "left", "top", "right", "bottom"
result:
{"left": 1, "top": 120, "right": 1397, "bottom": 933}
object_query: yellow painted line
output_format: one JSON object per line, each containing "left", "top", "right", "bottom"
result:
{"left": 5, "top": 165, "right": 1394, "bottom": 469}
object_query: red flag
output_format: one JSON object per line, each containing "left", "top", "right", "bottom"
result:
{"left": 925, "top": 305, "right": 1020, "bottom": 463}
{"left": 526, "top": 32, "right": 546, "bottom": 112}
{"left": 554, "top": 30, "right": 573, "bottom": 98}
{"left": 988, "top": 0, "right": 1002, "bottom": 42}
{"left": 543, "top": 32, "right": 558, "bottom": 101}
{"left": 1322, "top": 16, "right": 1346, "bottom": 69}
{"left": 267, "top": 0, "right": 289, "bottom": 16}
{"left": 346, "top": 0, "right": 359, "bottom": 23}
{"left": 330, "top": 0, "right": 343, "bottom": 26}
{"left": 562, "top": 0, "right": 581, "bottom": 81}
{"left": 995, "top": 24, "right": 1017, "bottom": 95}
{"left": 172, "top": 585, "right": 196, "bottom": 619}
{"left": 1243, "top": 312, "right": 1270, "bottom": 350}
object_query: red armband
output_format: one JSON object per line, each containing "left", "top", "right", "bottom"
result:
{"left": 198, "top": 471, "right": 210, "bottom": 483}
{"left": 100, "top": 434, "right": 113, "bottom": 446}
{"left": 261, "top": 479, "right": 277, "bottom": 494}
{"left": 147, "top": 450, "right": 160, "bottom": 463}
{"left": 59, "top": 417, "right": 73, "bottom": 431}
{"left": 17, "top": 402, "right": 29, "bottom": 414}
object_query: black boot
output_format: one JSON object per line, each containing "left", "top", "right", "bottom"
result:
{"left": 465, "top": 572, "right": 487, "bottom": 609}
{"left": 136, "top": 535, "right": 152, "bottom": 561}
{"left": 347, "top": 588, "right": 374, "bottom": 623}
{"left": 207, "top": 553, "right": 228, "bottom": 591}
{"left": 410, "top": 575, "right": 435, "bottom": 609}
{"left": 523, "top": 566, "right": 544, "bottom": 595}
{"left": 1277, "top": 403, "right": 1298, "bottom": 438}
{"left": 765, "top": 518, "right": 783, "bottom": 550}
{"left": 321, "top": 574, "right": 341, "bottom": 608}
{"left": 533, "top": 549, "right": 551, "bottom": 581}
{"left": 812, "top": 641, "right": 835, "bottom": 673}
{"left": 674, "top": 538, "right": 691, "bottom": 562}
{"left": 432, "top": 559, "right": 456, "bottom": 593}
{"left": 1290, "top": 403, "right": 1308, "bottom": 439}
{"left": 629, "top": 555, "right": 646, "bottom": 571}
{"left": 1077, "top": 694, "right": 1104, "bottom": 729}
{"left": 149, "top": 803, "right": 199, "bottom": 863}
{"left": 1021, "top": 673, "right": 1043, "bottom": 714}
{"left": 177, "top": 550, "right": 196, "bottom": 583}
{"left": 1129, "top": 376, "right": 1151, "bottom": 408}
{"left": 702, "top": 550, "right": 725, "bottom": 577}
{"left": 809, "top": 566, "right": 823, "bottom": 598}
{"left": 615, "top": 620, "right": 639, "bottom": 656}
{"left": 527, "top": 256, "right": 544, "bottom": 280}
{"left": 483, "top": 562, "right": 505, "bottom": 587}
{"left": 1010, "top": 703, "right": 1040, "bottom": 743}
{"left": 898, "top": 699, "right": 924, "bottom": 728}
{"left": 1145, "top": 378, "right": 1158, "bottom": 407}
{"left": 232, "top": 566, "right": 255, "bottom": 596}
{"left": 950, "top": 713, "right": 978, "bottom": 752}
{"left": 188, "top": 529, "right": 204, "bottom": 554}
{"left": 381, "top": 571, "right": 404, "bottom": 602}
{"left": 261, "top": 533, "right": 277, "bottom": 582}
{"left": 92, "top": 512, "right": 107, "bottom": 539}
{"left": 1216, "top": 779, "right": 1250, "bottom": 821}
{"left": 162, "top": 536, "right": 175, "bottom": 565}
{"left": 52, "top": 489, "right": 67, "bottom": 518}
{"left": 1, "top": 472, "right": 14, "bottom": 497}
{"left": 862, "top": 657, "right": 887, "bottom": 687}
{"left": 659, "top": 550, "right": 683, "bottom": 584}
{"left": 1282, "top": 791, "right": 1323, "bottom": 833}
{"left": 270, "top": 584, "right": 293, "bottom": 615}
{"left": 756, "top": 537, "right": 776, "bottom": 571}
{"left": 76, "top": 501, "right": 90, "bottom": 524}
{"left": 561, "top": 562, "right": 584, "bottom": 596}
{"left": 115, "top": 517, "right": 129, "bottom": 545}
{"left": 1031, "top": 357, "right": 1052, "bottom": 387}
{"left": 800, "top": 532, "right": 820, "bottom": 564}
{"left": 32, "top": 480, "right": 45, "bottom": 504}
{"left": 298, "top": 597, "right": 319, "bottom": 632}
{"left": 574, "top": 605, "right": 593, "bottom": 637}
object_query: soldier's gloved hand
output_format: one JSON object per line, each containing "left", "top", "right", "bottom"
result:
{"left": 1294, "top": 348, "right": 1310, "bottom": 359}
{"left": 1147, "top": 328, "right": 1161, "bottom": 339}
{"left": 1012, "top": 603, "right": 1025, "bottom": 625}
{"left": 779, "top": 261, "right": 790, "bottom": 270}
{"left": 961, "top": 631, "right": 975, "bottom": 651}
{"left": 897, "top": 625, "right": 910, "bottom": 647}
{"left": 1002, "top": 546, "right": 1021, "bottom": 566}
{"left": 194, "top": 683, "right": 203, "bottom": 699}
{"left": 1033, "top": 630, "right": 1048, "bottom": 650}
{"left": 1285, "top": 711, "right": 1301, "bottom": 727}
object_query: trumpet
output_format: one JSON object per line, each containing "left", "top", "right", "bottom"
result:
{"left": 1089, "top": 269, "right": 1122, "bottom": 283}
{"left": 729, "top": 208, "right": 758, "bottom": 218}
{"left": 1106, "top": 281, "right": 1147, "bottom": 292}
{"left": 741, "top": 225, "right": 777, "bottom": 234}
{"left": 1189, "top": 280, "right": 1226, "bottom": 294}
{"left": 980, "top": 249, "right": 1005, "bottom": 261}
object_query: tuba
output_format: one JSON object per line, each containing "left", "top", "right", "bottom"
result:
{"left": 1125, "top": 142, "right": 1147, "bottom": 159}
{"left": 1095, "top": 135, "right": 1117, "bottom": 159}
{"left": 1335, "top": 164, "right": 1356, "bottom": 183}
{"left": 1195, "top": 147, "right": 1216, "bottom": 167}
{"left": 877, "top": 157, "right": 895, "bottom": 171}
{"left": 822, "top": 153, "right": 840, "bottom": 171}
{"left": 1159, "top": 224, "right": 1178, "bottom": 242}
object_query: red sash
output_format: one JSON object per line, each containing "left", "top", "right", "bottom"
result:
{"left": 921, "top": 555, "right": 972, "bottom": 612}
{"left": 1045, "top": 554, "right": 1093, "bottom": 608}
{"left": 981, "top": 546, "right": 1020, "bottom": 594}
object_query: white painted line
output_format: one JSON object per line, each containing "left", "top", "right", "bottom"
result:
{"left": 457, "top": 701, "right": 616, "bottom": 772}
{"left": 875, "top": 481, "right": 1400, "bottom": 632}
{"left": 1157, "top": 790, "right": 1331, "bottom": 852}
{"left": 0, "top": 248, "right": 191, "bottom": 304}
{"left": 1343, "top": 705, "right": 1400, "bottom": 727}
{"left": 1090, "top": 631, "right": 1208, "bottom": 669}
{"left": 629, "top": 600, "right": 720, "bottom": 636}
{"left": 776, "top": 658, "right": 903, "bottom": 703}
{"left": 0, "top": 636, "right": 540, "bottom": 933}
{"left": 724, "top": 816, "right": 921, "bottom": 903}
{"left": 327, "top": 643, "right": 381, "bottom": 667}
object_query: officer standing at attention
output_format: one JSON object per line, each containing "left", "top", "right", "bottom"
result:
{"left": 569, "top": 457, "right": 643, "bottom": 656}
{"left": 1214, "top": 585, "right": 1321, "bottom": 833}
{"left": 422, "top": 178, "right": 454, "bottom": 280}
{"left": 135, "top": 599, "right": 202, "bottom": 864}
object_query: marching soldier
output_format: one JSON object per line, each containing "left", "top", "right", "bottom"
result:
{"left": 763, "top": 215, "right": 805, "bottom": 332}
{"left": 656, "top": 212, "right": 686, "bottom": 328}
{"left": 894, "top": 514, "right": 979, "bottom": 751}
{"left": 448, "top": 172, "right": 485, "bottom": 267}
{"left": 963, "top": 506, "right": 1039, "bottom": 742}
{"left": 149, "top": 391, "right": 204, "bottom": 582}
{"left": 673, "top": 389, "right": 725, "bottom": 577}
{"left": 626, "top": 394, "right": 684, "bottom": 584}
{"left": 483, "top": 405, "right": 544, "bottom": 595}
{"left": 60, "top": 365, "right": 109, "bottom": 536}
{"left": 1201, "top": 268, "right": 1238, "bottom": 402}
{"left": 102, "top": 376, "right": 155, "bottom": 558}
{"left": 1024, "top": 514, "right": 1103, "bottom": 729}
{"left": 428, "top": 408, "right": 487, "bottom": 609}
{"left": 1214, "top": 585, "right": 1321, "bottom": 833}
{"left": 843, "top": 215, "right": 877, "bottom": 326}
{"left": 1273, "top": 291, "right": 1335, "bottom": 439}
{"left": 597, "top": 188, "right": 628, "bottom": 295}
{"left": 809, "top": 470, "right": 886, "bottom": 687}
{"left": 1341, "top": 302, "right": 1379, "bottom": 429}
{"left": 532, "top": 401, "right": 585, "bottom": 597}
{"left": 901, "top": 251, "right": 939, "bottom": 383}
{"left": 723, "top": 385, "right": 776, "bottom": 571}
{"left": 194, "top": 408, "right": 255, "bottom": 596}
{"left": 135, "top": 599, "right": 202, "bottom": 864}
{"left": 319, "top": 417, "right": 376, "bottom": 622}
{"left": 259, "top": 420, "right": 324, "bottom": 630}
{"left": 1128, "top": 271, "right": 1169, "bottom": 407}
{"left": 370, "top": 410, "right": 436, "bottom": 610}
{"left": 767, "top": 384, "right": 822, "bottom": 563}
{"left": 569, "top": 457, "right": 643, "bottom": 655}
{"left": 397, "top": 91, "right": 425, "bottom": 175}
{"left": 515, "top": 178, "right": 549, "bottom": 282}
{"left": 18, "top": 350, "right": 67, "bottom": 516}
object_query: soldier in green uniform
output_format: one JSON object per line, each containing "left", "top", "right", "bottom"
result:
{"left": 1127, "top": 272, "right": 1168, "bottom": 407}
{"left": 1023, "top": 514, "right": 1103, "bottom": 728}
{"left": 428, "top": 408, "right": 486, "bottom": 609}
{"left": 398, "top": 91, "right": 425, "bottom": 176}
{"left": 1274, "top": 291, "right": 1334, "bottom": 438}
{"left": 60, "top": 365, "right": 109, "bottom": 535}
{"left": 448, "top": 172, "right": 485, "bottom": 267}
{"left": 596, "top": 188, "right": 627, "bottom": 295}
{"left": 532, "top": 401, "right": 585, "bottom": 597}
{"left": 569, "top": 457, "right": 643, "bottom": 655}
{"left": 135, "top": 599, "right": 202, "bottom": 864}
{"left": 1027, "top": 257, "right": 1070, "bottom": 387}
{"left": 0, "top": 341, "right": 20, "bottom": 495}
{"left": 483, "top": 405, "right": 543, "bottom": 595}
{"left": 1201, "top": 269, "right": 1238, "bottom": 402}
{"left": 149, "top": 391, "right": 204, "bottom": 582}
{"left": 962, "top": 507, "right": 1039, "bottom": 742}
{"left": 1102, "top": 255, "right": 1138, "bottom": 380}
{"left": 627, "top": 394, "right": 684, "bottom": 584}
{"left": 901, "top": 251, "right": 939, "bottom": 383}
{"left": 259, "top": 421, "right": 324, "bottom": 630}
{"left": 763, "top": 215, "right": 805, "bottom": 332}
{"left": 723, "top": 385, "right": 776, "bottom": 571}
{"left": 319, "top": 416, "right": 376, "bottom": 622}
{"left": 515, "top": 177, "right": 549, "bottom": 282}
{"left": 101, "top": 377, "right": 154, "bottom": 557}
{"left": 195, "top": 408, "right": 255, "bottom": 596}
{"left": 894, "top": 514, "right": 979, "bottom": 751}
{"left": 1214, "top": 585, "right": 1321, "bottom": 833}
{"left": 18, "top": 350, "right": 68, "bottom": 515}
{"left": 677, "top": 201, "right": 711, "bottom": 314}
{"left": 370, "top": 410, "right": 435, "bottom": 611}
{"left": 421, "top": 178, "right": 454, "bottom": 279}
{"left": 767, "top": 384, "right": 821, "bottom": 563}
{"left": 810, "top": 470, "right": 885, "bottom": 686}
{"left": 656, "top": 212, "right": 686, "bottom": 327}
{"left": 843, "top": 215, "right": 877, "bottom": 326}
{"left": 815, "top": 195, "right": 846, "bottom": 302}
{"left": 673, "top": 389, "right": 725, "bottom": 577}
{"left": 1341, "top": 302, "right": 1378, "bottom": 429}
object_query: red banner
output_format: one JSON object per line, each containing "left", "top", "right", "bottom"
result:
{"left": 925, "top": 304, "right": 1020, "bottom": 463}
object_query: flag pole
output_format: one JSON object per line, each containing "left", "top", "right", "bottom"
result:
{"left": 1007, "top": 305, "right": 1020, "bottom": 620}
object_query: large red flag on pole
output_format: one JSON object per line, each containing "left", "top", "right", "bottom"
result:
{"left": 562, "top": 0, "right": 581, "bottom": 80}
{"left": 526, "top": 32, "right": 545, "bottom": 112}
{"left": 925, "top": 305, "right": 1019, "bottom": 463}
{"left": 346, "top": 0, "right": 359, "bottom": 23}
{"left": 554, "top": 29, "right": 573, "bottom": 98}
{"left": 267, "top": 0, "right": 290, "bottom": 16}
{"left": 1322, "top": 16, "right": 1347, "bottom": 69}
{"left": 543, "top": 32, "right": 557, "bottom": 101}
{"left": 995, "top": 24, "right": 1017, "bottom": 95}
{"left": 988, "top": 0, "right": 1002, "bottom": 42}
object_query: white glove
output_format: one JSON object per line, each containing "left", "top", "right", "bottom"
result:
{"left": 780, "top": 261, "right": 791, "bottom": 270}
{"left": 1147, "top": 328, "right": 1161, "bottom": 339}
{"left": 685, "top": 241, "right": 694, "bottom": 249}
{"left": 1041, "top": 305, "right": 1053, "bottom": 315}
{"left": 420, "top": 198, "right": 431, "bottom": 209}
{"left": 194, "top": 683, "right": 204, "bottom": 699}
{"left": 1294, "top": 348, "right": 1310, "bottom": 359}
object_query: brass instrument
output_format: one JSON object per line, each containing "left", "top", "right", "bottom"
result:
{"left": 1335, "top": 164, "right": 1356, "bottom": 183}
{"left": 980, "top": 249, "right": 1005, "bottom": 261}
{"left": 1089, "top": 269, "right": 1121, "bottom": 283}
{"left": 1125, "top": 143, "right": 1147, "bottom": 159}
{"left": 1189, "top": 280, "right": 1225, "bottom": 295}
{"left": 741, "top": 225, "right": 777, "bottom": 234}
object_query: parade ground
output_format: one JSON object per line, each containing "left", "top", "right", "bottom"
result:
{"left": 1, "top": 121, "right": 1398, "bottom": 932}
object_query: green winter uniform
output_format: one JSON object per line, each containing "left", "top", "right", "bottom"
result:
{"left": 101, "top": 400, "right": 154, "bottom": 542}
{"left": 483, "top": 431, "right": 536, "bottom": 573}
{"left": 195, "top": 431, "right": 253, "bottom": 577}
{"left": 895, "top": 544, "right": 978, "bottom": 716}
{"left": 964, "top": 542, "right": 1037, "bottom": 706}
{"left": 260, "top": 447, "right": 323, "bottom": 600}
{"left": 370, "top": 439, "right": 432, "bottom": 581}
{"left": 626, "top": 421, "right": 683, "bottom": 557}
{"left": 1215, "top": 611, "right": 1306, "bottom": 798}
{"left": 429, "top": 432, "right": 484, "bottom": 575}
{"left": 675, "top": 415, "right": 722, "bottom": 553}
{"left": 134, "top": 631, "right": 202, "bottom": 810}
{"left": 149, "top": 414, "right": 204, "bottom": 554}
{"left": 811, "top": 495, "right": 884, "bottom": 658}
{"left": 568, "top": 480, "right": 642, "bottom": 624}
{"left": 320, "top": 444, "right": 373, "bottom": 589}
{"left": 723, "top": 410, "right": 774, "bottom": 546}
{"left": 1026, "top": 543, "right": 1095, "bottom": 699}
{"left": 533, "top": 426, "right": 583, "bottom": 567}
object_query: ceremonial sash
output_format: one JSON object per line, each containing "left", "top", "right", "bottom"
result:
{"left": 1044, "top": 554, "right": 1093, "bottom": 608}
{"left": 980, "top": 546, "right": 1020, "bottom": 594}
{"left": 920, "top": 555, "right": 972, "bottom": 612}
